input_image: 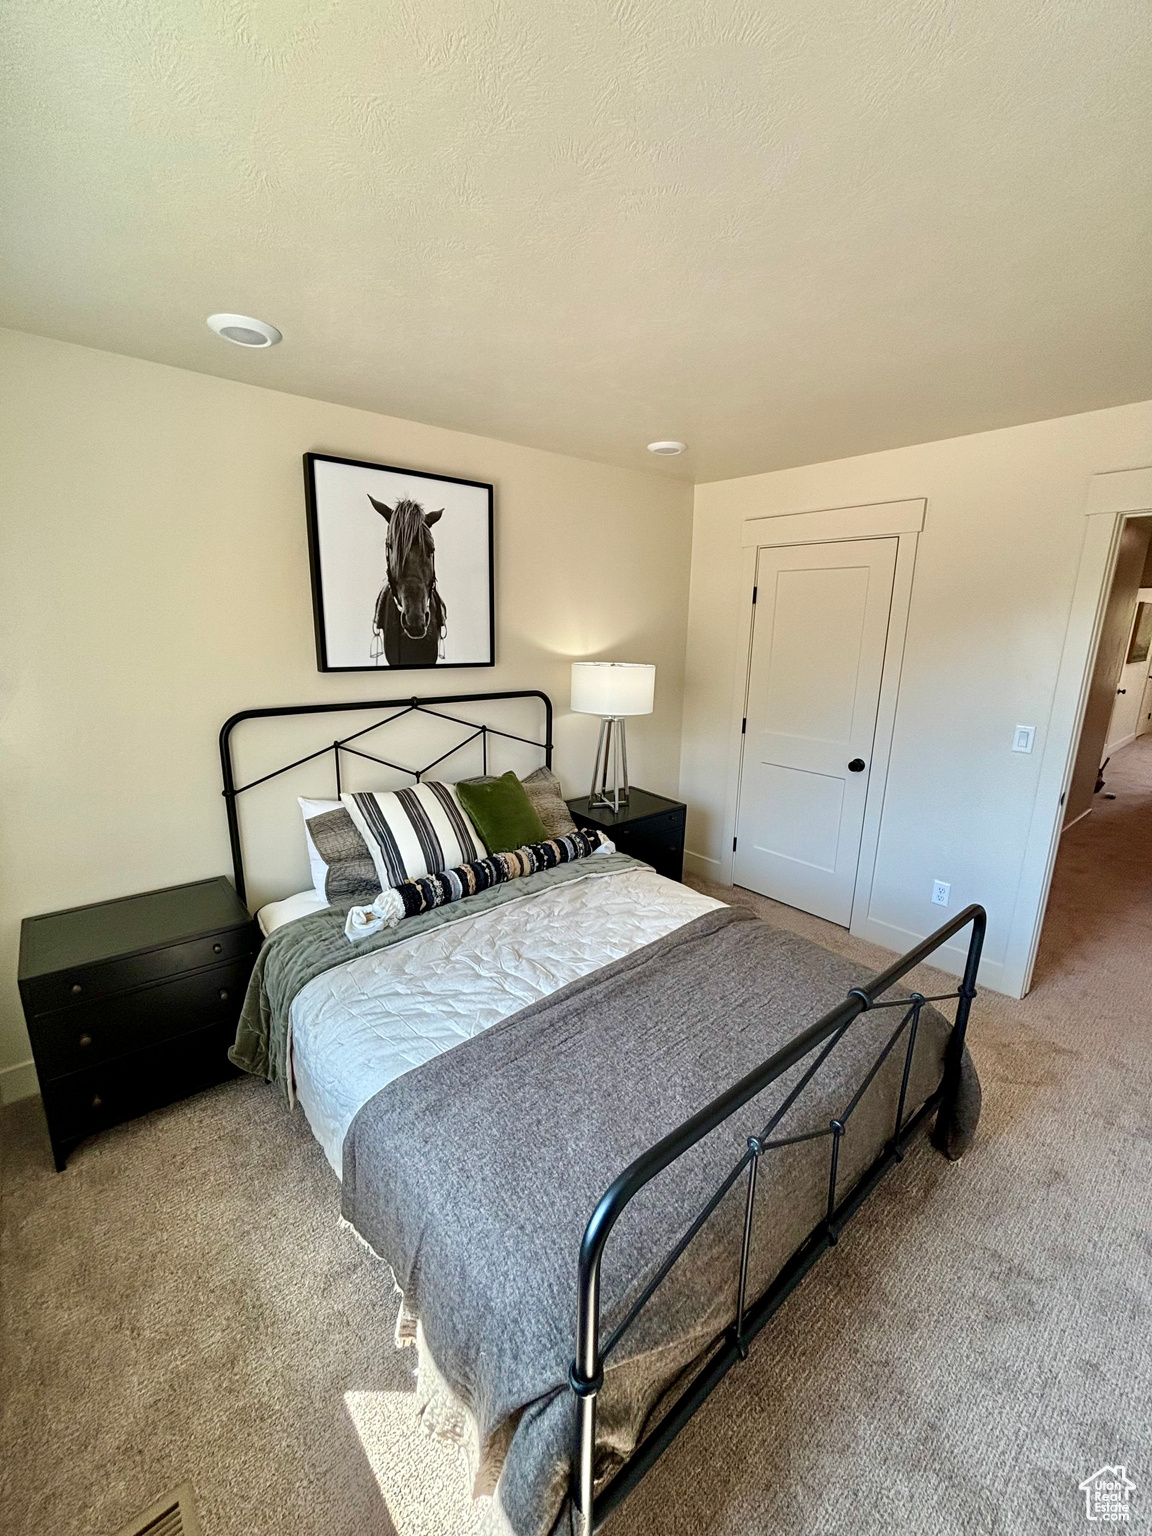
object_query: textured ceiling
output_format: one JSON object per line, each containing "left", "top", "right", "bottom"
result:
{"left": 2, "top": 0, "right": 1149, "bottom": 482}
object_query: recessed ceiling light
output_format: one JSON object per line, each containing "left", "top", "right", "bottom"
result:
{"left": 647, "top": 440, "right": 687, "bottom": 456}
{"left": 207, "top": 313, "right": 282, "bottom": 348}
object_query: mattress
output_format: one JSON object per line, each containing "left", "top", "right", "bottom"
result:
{"left": 288, "top": 864, "right": 724, "bottom": 1173}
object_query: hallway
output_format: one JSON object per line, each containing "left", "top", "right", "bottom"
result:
{"left": 1033, "top": 732, "right": 1152, "bottom": 1002}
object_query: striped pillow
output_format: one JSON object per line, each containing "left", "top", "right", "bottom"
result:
{"left": 341, "top": 782, "right": 488, "bottom": 891}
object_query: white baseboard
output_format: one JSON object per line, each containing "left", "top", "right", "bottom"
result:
{"left": 0, "top": 1058, "right": 40, "bottom": 1105}
{"left": 1104, "top": 731, "right": 1137, "bottom": 758}
{"left": 850, "top": 913, "right": 1014, "bottom": 996}
{"left": 684, "top": 849, "right": 723, "bottom": 881}
{"left": 1061, "top": 806, "right": 1093, "bottom": 834}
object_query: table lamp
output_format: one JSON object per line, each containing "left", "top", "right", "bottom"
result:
{"left": 571, "top": 661, "right": 656, "bottom": 812}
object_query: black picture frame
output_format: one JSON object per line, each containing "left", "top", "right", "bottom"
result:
{"left": 303, "top": 451, "right": 495, "bottom": 673}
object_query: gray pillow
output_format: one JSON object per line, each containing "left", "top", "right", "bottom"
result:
{"left": 305, "top": 807, "right": 381, "bottom": 905}
{"left": 522, "top": 766, "right": 578, "bottom": 838}
{"left": 458, "top": 766, "right": 577, "bottom": 839}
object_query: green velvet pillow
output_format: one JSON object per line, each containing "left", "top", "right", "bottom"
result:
{"left": 456, "top": 770, "right": 548, "bottom": 853}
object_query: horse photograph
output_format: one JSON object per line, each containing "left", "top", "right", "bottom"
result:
{"left": 304, "top": 452, "right": 494, "bottom": 672}
{"left": 368, "top": 495, "right": 446, "bottom": 667}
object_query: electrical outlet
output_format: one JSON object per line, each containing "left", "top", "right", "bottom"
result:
{"left": 931, "top": 880, "right": 950, "bottom": 906}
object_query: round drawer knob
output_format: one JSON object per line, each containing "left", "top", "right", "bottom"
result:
{"left": 78, "top": 1033, "right": 92, "bottom": 1048}
{"left": 91, "top": 1094, "right": 103, "bottom": 1109}
{"left": 71, "top": 983, "right": 83, "bottom": 995}
{"left": 219, "top": 989, "right": 229, "bottom": 1001}
{"left": 213, "top": 942, "right": 222, "bottom": 954}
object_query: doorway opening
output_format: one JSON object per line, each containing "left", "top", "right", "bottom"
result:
{"left": 1031, "top": 513, "right": 1152, "bottom": 988}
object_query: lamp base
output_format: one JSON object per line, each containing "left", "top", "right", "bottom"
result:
{"left": 589, "top": 717, "right": 630, "bottom": 813}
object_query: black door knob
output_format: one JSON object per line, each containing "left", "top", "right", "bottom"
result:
{"left": 848, "top": 758, "right": 866, "bottom": 772}
{"left": 1117, "top": 688, "right": 1127, "bottom": 694}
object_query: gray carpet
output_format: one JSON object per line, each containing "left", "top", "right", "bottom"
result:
{"left": 4, "top": 743, "right": 1151, "bottom": 1536}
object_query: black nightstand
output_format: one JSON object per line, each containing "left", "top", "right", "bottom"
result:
{"left": 18, "top": 877, "right": 260, "bottom": 1170}
{"left": 567, "top": 788, "right": 687, "bottom": 882}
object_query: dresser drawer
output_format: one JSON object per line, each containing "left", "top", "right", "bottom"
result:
{"left": 40, "top": 1020, "right": 240, "bottom": 1144}
{"left": 22, "top": 923, "right": 257, "bottom": 1015}
{"left": 30, "top": 956, "right": 253, "bottom": 1080}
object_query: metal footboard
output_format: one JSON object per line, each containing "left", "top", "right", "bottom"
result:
{"left": 568, "top": 904, "right": 986, "bottom": 1532}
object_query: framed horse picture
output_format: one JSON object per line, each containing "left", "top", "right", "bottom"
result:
{"left": 303, "top": 452, "right": 494, "bottom": 672}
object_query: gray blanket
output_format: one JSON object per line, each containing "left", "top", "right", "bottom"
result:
{"left": 342, "top": 905, "right": 980, "bottom": 1536}
{"left": 228, "top": 851, "right": 643, "bottom": 1094}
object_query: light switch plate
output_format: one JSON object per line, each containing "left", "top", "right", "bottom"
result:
{"left": 1012, "top": 724, "right": 1035, "bottom": 753}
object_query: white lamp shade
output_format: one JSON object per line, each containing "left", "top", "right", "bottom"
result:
{"left": 571, "top": 662, "right": 655, "bottom": 717}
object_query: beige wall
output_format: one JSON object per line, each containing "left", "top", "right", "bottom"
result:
{"left": 680, "top": 402, "right": 1152, "bottom": 997}
{"left": 0, "top": 328, "right": 694, "bottom": 1098}
{"left": 1065, "top": 517, "right": 1152, "bottom": 823}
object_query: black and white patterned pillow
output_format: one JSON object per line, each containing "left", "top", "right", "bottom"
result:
{"left": 341, "top": 782, "right": 487, "bottom": 890}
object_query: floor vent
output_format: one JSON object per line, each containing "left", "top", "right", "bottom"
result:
{"left": 114, "top": 1482, "right": 201, "bottom": 1536}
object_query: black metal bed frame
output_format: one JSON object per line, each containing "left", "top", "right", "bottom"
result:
{"left": 218, "top": 690, "right": 553, "bottom": 905}
{"left": 216, "top": 690, "right": 983, "bottom": 1534}
{"left": 570, "top": 903, "right": 984, "bottom": 1532}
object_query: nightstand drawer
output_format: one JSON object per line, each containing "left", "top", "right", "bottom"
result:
{"left": 630, "top": 808, "right": 685, "bottom": 841}
{"left": 30, "top": 956, "right": 253, "bottom": 1080}
{"left": 23, "top": 924, "right": 257, "bottom": 1015}
{"left": 614, "top": 826, "right": 685, "bottom": 881}
{"left": 40, "top": 1020, "right": 240, "bottom": 1144}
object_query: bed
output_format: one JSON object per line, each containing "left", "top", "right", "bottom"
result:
{"left": 255, "top": 856, "right": 723, "bottom": 1174}
{"left": 221, "top": 691, "right": 985, "bottom": 1536}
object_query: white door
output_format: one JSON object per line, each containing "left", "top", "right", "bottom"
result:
{"left": 733, "top": 538, "right": 898, "bottom": 925}
{"left": 1112, "top": 596, "right": 1152, "bottom": 745}
{"left": 1107, "top": 663, "right": 1146, "bottom": 751}
{"left": 1137, "top": 670, "right": 1152, "bottom": 737}
{"left": 1106, "top": 636, "right": 1151, "bottom": 754}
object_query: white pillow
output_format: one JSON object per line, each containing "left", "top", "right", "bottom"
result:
{"left": 342, "top": 782, "right": 487, "bottom": 890}
{"left": 257, "top": 888, "right": 329, "bottom": 937}
{"left": 298, "top": 797, "right": 341, "bottom": 899}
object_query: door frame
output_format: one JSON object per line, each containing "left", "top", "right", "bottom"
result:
{"left": 719, "top": 498, "right": 925, "bottom": 932}
{"left": 1007, "top": 467, "right": 1152, "bottom": 995}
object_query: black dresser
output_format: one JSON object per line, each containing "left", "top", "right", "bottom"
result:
{"left": 18, "top": 877, "right": 259, "bottom": 1170}
{"left": 567, "top": 788, "right": 687, "bottom": 882}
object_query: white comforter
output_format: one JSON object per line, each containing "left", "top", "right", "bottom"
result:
{"left": 289, "top": 864, "right": 724, "bottom": 1173}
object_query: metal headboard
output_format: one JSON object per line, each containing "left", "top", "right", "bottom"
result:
{"left": 219, "top": 690, "right": 553, "bottom": 906}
